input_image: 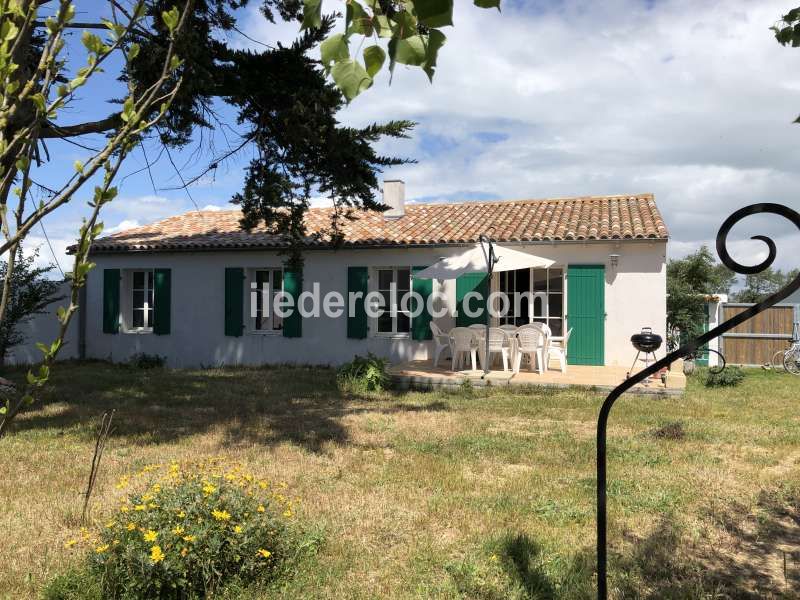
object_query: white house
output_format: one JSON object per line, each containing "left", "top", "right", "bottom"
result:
{"left": 79, "top": 183, "right": 669, "bottom": 368}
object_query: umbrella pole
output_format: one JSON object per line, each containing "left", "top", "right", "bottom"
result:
{"left": 479, "top": 233, "right": 496, "bottom": 378}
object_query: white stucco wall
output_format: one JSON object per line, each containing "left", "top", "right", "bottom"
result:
{"left": 83, "top": 241, "right": 667, "bottom": 368}
{"left": 5, "top": 281, "right": 80, "bottom": 365}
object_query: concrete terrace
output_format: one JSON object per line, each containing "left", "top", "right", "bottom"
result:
{"left": 389, "top": 359, "right": 686, "bottom": 396}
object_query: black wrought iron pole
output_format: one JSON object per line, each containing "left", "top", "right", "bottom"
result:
{"left": 595, "top": 203, "right": 800, "bottom": 600}
{"left": 479, "top": 232, "right": 498, "bottom": 377}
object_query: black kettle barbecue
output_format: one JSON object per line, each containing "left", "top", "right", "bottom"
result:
{"left": 626, "top": 327, "right": 663, "bottom": 382}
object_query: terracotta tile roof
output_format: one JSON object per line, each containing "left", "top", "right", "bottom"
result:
{"left": 89, "top": 194, "right": 668, "bottom": 253}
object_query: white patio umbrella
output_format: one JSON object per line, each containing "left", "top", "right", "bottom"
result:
{"left": 414, "top": 243, "right": 554, "bottom": 280}
{"left": 415, "top": 238, "right": 554, "bottom": 376}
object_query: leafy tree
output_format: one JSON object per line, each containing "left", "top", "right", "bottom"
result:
{"left": 774, "top": 7, "right": 800, "bottom": 123}
{"left": 734, "top": 268, "right": 800, "bottom": 303}
{"left": 0, "top": 250, "right": 62, "bottom": 367}
{"left": 0, "top": 0, "right": 194, "bottom": 436}
{"left": 666, "top": 246, "right": 735, "bottom": 349}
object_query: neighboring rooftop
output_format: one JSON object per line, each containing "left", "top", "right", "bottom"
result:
{"left": 89, "top": 194, "right": 668, "bottom": 253}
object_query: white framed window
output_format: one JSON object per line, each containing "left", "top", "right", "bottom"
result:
{"left": 130, "top": 269, "right": 154, "bottom": 331}
{"left": 532, "top": 267, "right": 564, "bottom": 336}
{"left": 252, "top": 268, "right": 283, "bottom": 333}
{"left": 375, "top": 267, "right": 411, "bottom": 336}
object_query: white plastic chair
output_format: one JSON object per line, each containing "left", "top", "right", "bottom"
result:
{"left": 468, "top": 324, "right": 486, "bottom": 330}
{"left": 514, "top": 327, "right": 544, "bottom": 374}
{"left": 499, "top": 324, "right": 518, "bottom": 333}
{"left": 479, "top": 327, "right": 511, "bottom": 372}
{"left": 430, "top": 322, "right": 452, "bottom": 368}
{"left": 546, "top": 328, "right": 572, "bottom": 374}
{"left": 449, "top": 327, "right": 478, "bottom": 371}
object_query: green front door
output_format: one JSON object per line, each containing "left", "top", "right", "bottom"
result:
{"left": 567, "top": 265, "right": 605, "bottom": 365}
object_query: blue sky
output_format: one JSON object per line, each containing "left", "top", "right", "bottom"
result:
{"left": 25, "top": 0, "right": 800, "bottom": 277}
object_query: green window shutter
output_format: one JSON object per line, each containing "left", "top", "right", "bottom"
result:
{"left": 283, "top": 269, "right": 302, "bottom": 338}
{"left": 347, "top": 266, "right": 368, "bottom": 339}
{"left": 153, "top": 268, "right": 171, "bottom": 335}
{"left": 566, "top": 264, "right": 605, "bottom": 366}
{"left": 411, "top": 266, "right": 433, "bottom": 340}
{"left": 102, "top": 269, "right": 120, "bottom": 334}
{"left": 455, "top": 273, "right": 488, "bottom": 327}
{"left": 224, "top": 267, "right": 244, "bottom": 337}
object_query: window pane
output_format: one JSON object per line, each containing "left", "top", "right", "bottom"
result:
{"left": 133, "top": 310, "right": 144, "bottom": 328}
{"left": 549, "top": 319, "right": 563, "bottom": 337}
{"left": 147, "top": 271, "right": 154, "bottom": 288}
{"left": 377, "top": 312, "right": 393, "bottom": 333}
{"left": 533, "top": 269, "right": 547, "bottom": 291}
{"left": 397, "top": 312, "right": 410, "bottom": 333}
{"left": 548, "top": 268, "right": 563, "bottom": 292}
{"left": 378, "top": 269, "right": 394, "bottom": 289}
{"left": 379, "top": 291, "right": 391, "bottom": 312}
{"left": 146, "top": 309, "right": 153, "bottom": 327}
{"left": 133, "top": 290, "right": 145, "bottom": 309}
{"left": 147, "top": 290, "right": 153, "bottom": 306}
{"left": 532, "top": 296, "right": 544, "bottom": 317}
{"left": 397, "top": 268, "right": 410, "bottom": 291}
{"left": 133, "top": 271, "right": 144, "bottom": 288}
{"left": 516, "top": 268, "right": 530, "bottom": 292}
{"left": 271, "top": 313, "right": 283, "bottom": 330}
{"left": 272, "top": 270, "right": 282, "bottom": 291}
{"left": 256, "top": 270, "right": 269, "bottom": 287}
{"left": 548, "top": 293, "right": 563, "bottom": 319}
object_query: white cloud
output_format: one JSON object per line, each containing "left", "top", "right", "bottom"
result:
{"left": 200, "top": 204, "right": 226, "bottom": 212}
{"left": 106, "top": 219, "right": 141, "bottom": 234}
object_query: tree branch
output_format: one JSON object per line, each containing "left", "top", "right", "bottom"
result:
{"left": 39, "top": 114, "right": 122, "bottom": 138}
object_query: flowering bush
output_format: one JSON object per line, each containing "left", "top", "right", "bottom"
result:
{"left": 53, "top": 460, "right": 298, "bottom": 599}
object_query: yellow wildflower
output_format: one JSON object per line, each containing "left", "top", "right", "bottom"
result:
{"left": 134, "top": 504, "right": 146, "bottom": 511}
{"left": 182, "top": 535, "right": 196, "bottom": 542}
{"left": 147, "top": 503, "right": 157, "bottom": 509}
{"left": 64, "top": 539, "right": 77, "bottom": 548}
{"left": 180, "top": 547, "right": 189, "bottom": 557}
{"left": 172, "top": 525, "right": 185, "bottom": 535}
{"left": 142, "top": 493, "right": 153, "bottom": 502}
{"left": 177, "top": 510, "right": 186, "bottom": 518}
{"left": 150, "top": 545, "right": 165, "bottom": 564}
{"left": 151, "top": 483, "right": 161, "bottom": 493}
{"left": 119, "top": 505, "right": 130, "bottom": 513}
{"left": 202, "top": 483, "right": 216, "bottom": 495}
{"left": 211, "top": 509, "right": 231, "bottom": 521}
{"left": 258, "top": 481, "right": 268, "bottom": 490}
{"left": 233, "top": 525, "right": 242, "bottom": 534}
{"left": 256, "top": 549, "right": 271, "bottom": 559}
{"left": 143, "top": 530, "right": 158, "bottom": 542}
{"left": 95, "top": 544, "right": 109, "bottom": 553}
{"left": 126, "top": 522, "right": 136, "bottom": 531}
{"left": 257, "top": 505, "right": 265, "bottom": 513}
{"left": 490, "top": 554, "right": 499, "bottom": 562}
{"left": 112, "top": 539, "right": 120, "bottom": 545}
{"left": 283, "top": 509, "right": 293, "bottom": 518}
{"left": 105, "top": 520, "right": 116, "bottom": 529}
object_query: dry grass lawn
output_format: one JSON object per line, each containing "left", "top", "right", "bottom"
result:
{"left": 1, "top": 362, "right": 799, "bottom": 599}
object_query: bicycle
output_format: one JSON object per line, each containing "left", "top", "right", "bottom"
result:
{"left": 768, "top": 339, "right": 800, "bottom": 374}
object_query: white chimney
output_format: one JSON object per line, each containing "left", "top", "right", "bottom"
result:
{"left": 382, "top": 180, "right": 405, "bottom": 219}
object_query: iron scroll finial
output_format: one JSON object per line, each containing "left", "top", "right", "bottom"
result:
{"left": 595, "top": 203, "right": 800, "bottom": 600}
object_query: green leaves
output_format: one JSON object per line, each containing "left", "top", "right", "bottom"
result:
{"left": 301, "top": 0, "right": 322, "bottom": 30}
{"left": 303, "top": 1, "right": 500, "bottom": 99}
{"left": 415, "top": 0, "right": 453, "bottom": 28}
{"left": 120, "top": 96, "right": 135, "bottom": 123}
{"left": 363, "top": 45, "right": 386, "bottom": 78}
{"left": 320, "top": 34, "right": 349, "bottom": 72}
{"left": 331, "top": 59, "right": 373, "bottom": 102}
{"left": 81, "top": 30, "right": 104, "bottom": 55}
{"left": 161, "top": 6, "right": 180, "bottom": 34}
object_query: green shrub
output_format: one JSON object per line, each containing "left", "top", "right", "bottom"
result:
{"left": 127, "top": 352, "right": 166, "bottom": 369}
{"left": 42, "top": 567, "right": 102, "bottom": 600}
{"left": 337, "top": 353, "right": 388, "bottom": 391}
{"left": 54, "top": 460, "right": 297, "bottom": 599}
{"left": 704, "top": 366, "right": 745, "bottom": 387}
